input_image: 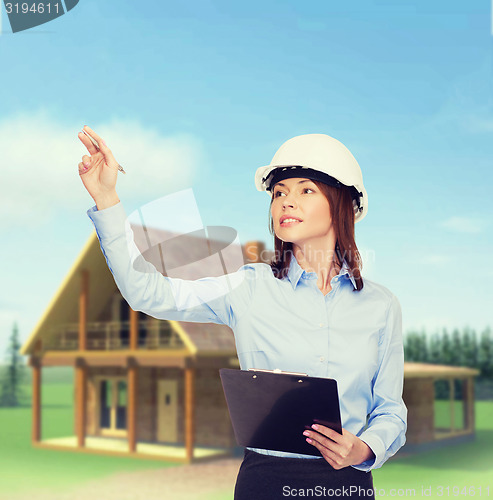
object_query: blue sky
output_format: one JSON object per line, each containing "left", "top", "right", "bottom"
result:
{"left": 0, "top": 0, "right": 492, "bottom": 359}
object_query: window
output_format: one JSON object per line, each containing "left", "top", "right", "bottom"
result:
{"left": 99, "top": 378, "right": 127, "bottom": 432}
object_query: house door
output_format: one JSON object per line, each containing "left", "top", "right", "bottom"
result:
{"left": 157, "top": 380, "right": 178, "bottom": 442}
{"left": 99, "top": 378, "right": 127, "bottom": 436}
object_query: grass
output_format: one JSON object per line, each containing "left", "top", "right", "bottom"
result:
{"left": 0, "top": 382, "right": 177, "bottom": 497}
{"left": 1, "top": 374, "right": 492, "bottom": 499}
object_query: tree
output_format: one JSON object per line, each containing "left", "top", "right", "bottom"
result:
{"left": 429, "top": 331, "right": 442, "bottom": 364}
{"left": 0, "top": 322, "right": 27, "bottom": 407}
{"left": 404, "top": 330, "right": 421, "bottom": 361}
{"left": 451, "top": 328, "right": 462, "bottom": 366}
{"left": 419, "top": 329, "right": 429, "bottom": 362}
{"left": 462, "top": 326, "right": 477, "bottom": 368}
{"left": 478, "top": 327, "right": 493, "bottom": 379}
{"left": 441, "top": 328, "right": 453, "bottom": 365}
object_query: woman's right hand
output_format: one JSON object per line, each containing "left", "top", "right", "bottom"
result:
{"left": 77, "top": 125, "right": 120, "bottom": 207}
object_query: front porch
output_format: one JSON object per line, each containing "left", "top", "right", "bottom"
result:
{"left": 34, "top": 435, "right": 232, "bottom": 463}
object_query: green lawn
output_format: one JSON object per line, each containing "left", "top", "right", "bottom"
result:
{"left": 1, "top": 380, "right": 492, "bottom": 499}
{"left": 0, "top": 382, "right": 177, "bottom": 496}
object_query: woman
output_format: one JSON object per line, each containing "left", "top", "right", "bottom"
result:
{"left": 78, "top": 127, "right": 407, "bottom": 499}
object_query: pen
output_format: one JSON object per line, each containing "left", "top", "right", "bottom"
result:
{"left": 81, "top": 129, "right": 126, "bottom": 174}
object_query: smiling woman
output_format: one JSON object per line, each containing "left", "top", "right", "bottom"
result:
{"left": 80, "top": 129, "right": 407, "bottom": 500}
{"left": 268, "top": 175, "right": 363, "bottom": 293}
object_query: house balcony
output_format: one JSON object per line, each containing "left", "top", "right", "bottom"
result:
{"left": 42, "top": 320, "right": 185, "bottom": 352}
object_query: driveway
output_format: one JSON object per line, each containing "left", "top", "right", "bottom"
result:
{"left": 10, "top": 457, "right": 243, "bottom": 500}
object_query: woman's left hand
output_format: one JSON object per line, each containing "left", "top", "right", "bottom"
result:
{"left": 303, "top": 425, "right": 375, "bottom": 470}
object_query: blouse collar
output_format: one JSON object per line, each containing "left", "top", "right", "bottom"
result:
{"left": 285, "top": 254, "right": 357, "bottom": 290}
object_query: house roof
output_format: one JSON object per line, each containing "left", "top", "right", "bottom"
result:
{"left": 403, "top": 362, "right": 480, "bottom": 378}
{"left": 178, "top": 321, "right": 236, "bottom": 352}
{"left": 19, "top": 221, "right": 273, "bottom": 356}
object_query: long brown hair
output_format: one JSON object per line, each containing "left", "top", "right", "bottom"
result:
{"left": 268, "top": 180, "right": 364, "bottom": 291}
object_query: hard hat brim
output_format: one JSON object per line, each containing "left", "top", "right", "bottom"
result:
{"left": 255, "top": 164, "right": 368, "bottom": 223}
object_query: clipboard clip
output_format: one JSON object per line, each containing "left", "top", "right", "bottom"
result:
{"left": 248, "top": 368, "right": 309, "bottom": 377}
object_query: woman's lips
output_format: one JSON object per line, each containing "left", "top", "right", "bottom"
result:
{"left": 280, "top": 220, "right": 302, "bottom": 227}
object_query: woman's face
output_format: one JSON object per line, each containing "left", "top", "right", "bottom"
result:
{"left": 270, "top": 177, "right": 334, "bottom": 248}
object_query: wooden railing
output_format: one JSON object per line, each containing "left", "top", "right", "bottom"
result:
{"left": 42, "top": 320, "right": 185, "bottom": 351}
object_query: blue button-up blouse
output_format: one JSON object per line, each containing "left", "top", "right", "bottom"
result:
{"left": 87, "top": 201, "right": 407, "bottom": 472}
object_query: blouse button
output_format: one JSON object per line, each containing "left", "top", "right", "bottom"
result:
{"left": 319, "top": 356, "right": 325, "bottom": 362}
{"left": 319, "top": 323, "right": 324, "bottom": 327}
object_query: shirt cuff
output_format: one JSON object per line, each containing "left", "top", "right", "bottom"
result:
{"left": 351, "top": 431, "right": 385, "bottom": 472}
{"left": 87, "top": 202, "right": 128, "bottom": 240}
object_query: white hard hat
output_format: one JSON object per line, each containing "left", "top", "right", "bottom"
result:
{"left": 255, "top": 134, "right": 368, "bottom": 222}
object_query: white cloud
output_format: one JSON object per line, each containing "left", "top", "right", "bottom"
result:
{"left": 0, "top": 109, "right": 205, "bottom": 229}
{"left": 440, "top": 216, "right": 484, "bottom": 234}
{"left": 464, "top": 115, "right": 493, "bottom": 133}
{"left": 420, "top": 254, "right": 453, "bottom": 265}
{"left": 441, "top": 216, "right": 484, "bottom": 234}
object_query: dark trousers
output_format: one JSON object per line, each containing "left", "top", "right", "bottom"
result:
{"left": 234, "top": 448, "right": 375, "bottom": 500}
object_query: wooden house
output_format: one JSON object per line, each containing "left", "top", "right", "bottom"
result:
{"left": 402, "top": 362, "right": 479, "bottom": 454}
{"left": 19, "top": 219, "right": 480, "bottom": 463}
{"left": 19, "top": 218, "right": 272, "bottom": 463}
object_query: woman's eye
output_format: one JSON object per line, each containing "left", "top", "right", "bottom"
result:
{"left": 274, "top": 188, "right": 313, "bottom": 197}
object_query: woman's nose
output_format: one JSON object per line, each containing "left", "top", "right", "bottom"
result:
{"left": 282, "top": 194, "right": 297, "bottom": 208}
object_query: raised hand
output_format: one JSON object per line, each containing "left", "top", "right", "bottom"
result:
{"left": 77, "top": 125, "right": 121, "bottom": 209}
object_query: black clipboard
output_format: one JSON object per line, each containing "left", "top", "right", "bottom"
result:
{"left": 219, "top": 368, "right": 342, "bottom": 457}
